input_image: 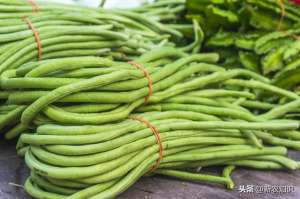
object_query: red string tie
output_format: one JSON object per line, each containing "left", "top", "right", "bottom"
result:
{"left": 28, "top": 0, "right": 39, "bottom": 13}
{"left": 128, "top": 61, "right": 152, "bottom": 103}
{"left": 23, "top": 18, "right": 42, "bottom": 61}
{"left": 130, "top": 115, "right": 163, "bottom": 172}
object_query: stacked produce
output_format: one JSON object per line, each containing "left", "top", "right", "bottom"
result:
{"left": 0, "top": 0, "right": 205, "bottom": 139}
{"left": 3, "top": 48, "right": 298, "bottom": 198}
{"left": 187, "top": 0, "right": 300, "bottom": 90}
{"left": 0, "top": 0, "right": 186, "bottom": 65}
{"left": 0, "top": 0, "right": 300, "bottom": 199}
{"left": 2, "top": 48, "right": 212, "bottom": 138}
{"left": 131, "top": 0, "right": 199, "bottom": 49}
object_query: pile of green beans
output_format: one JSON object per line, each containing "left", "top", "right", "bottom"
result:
{"left": 1, "top": 48, "right": 297, "bottom": 198}
{"left": 19, "top": 112, "right": 299, "bottom": 198}
{"left": 0, "top": 0, "right": 203, "bottom": 137}
{"left": 0, "top": 7, "right": 183, "bottom": 70}
{"left": 130, "top": 0, "right": 198, "bottom": 48}
{"left": 1, "top": 48, "right": 219, "bottom": 138}
{"left": 1, "top": 1, "right": 300, "bottom": 199}
{"left": 18, "top": 107, "right": 300, "bottom": 198}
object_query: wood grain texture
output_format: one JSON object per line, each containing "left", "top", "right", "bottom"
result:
{"left": 0, "top": 140, "right": 299, "bottom": 199}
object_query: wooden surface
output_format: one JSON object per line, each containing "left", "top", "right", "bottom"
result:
{"left": 1, "top": 139, "right": 300, "bottom": 199}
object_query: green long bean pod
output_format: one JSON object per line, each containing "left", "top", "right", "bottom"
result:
{"left": 65, "top": 180, "right": 117, "bottom": 199}
{"left": 21, "top": 70, "right": 135, "bottom": 126}
{"left": 24, "top": 178, "right": 65, "bottom": 199}
{"left": 0, "top": 105, "right": 25, "bottom": 131}
{"left": 43, "top": 100, "right": 143, "bottom": 125}
{"left": 224, "top": 79, "right": 299, "bottom": 99}
{"left": 30, "top": 172, "right": 78, "bottom": 195}
{"left": 60, "top": 103, "right": 119, "bottom": 113}
{"left": 155, "top": 169, "right": 232, "bottom": 188}
{"left": 4, "top": 122, "right": 27, "bottom": 139}
{"left": 162, "top": 146, "right": 287, "bottom": 162}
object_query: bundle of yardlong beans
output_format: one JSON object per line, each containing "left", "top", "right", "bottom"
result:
{"left": 0, "top": 2, "right": 185, "bottom": 70}
{"left": 1, "top": 48, "right": 218, "bottom": 139}
{"left": 0, "top": 0, "right": 203, "bottom": 138}
{"left": 19, "top": 112, "right": 299, "bottom": 198}
{"left": 1, "top": 47, "right": 297, "bottom": 198}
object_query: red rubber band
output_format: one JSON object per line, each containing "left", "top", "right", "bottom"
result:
{"left": 130, "top": 115, "right": 163, "bottom": 172}
{"left": 23, "top": 17, "right": 42, "bottom": 61}
{"left": 28, "top": 0, "right": 39, "bottom": 13}
{"left": 128, "top": 61, "right": 152, "bottom": 103}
